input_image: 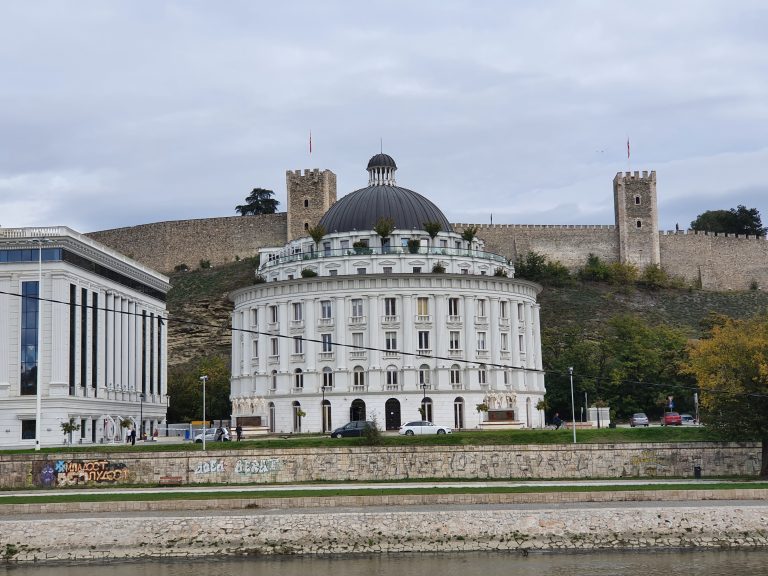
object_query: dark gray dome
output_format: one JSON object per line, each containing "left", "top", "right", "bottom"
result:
{"left": 318, "top": 184, "right": 453, "bottom": 234}
{"left": 367, "top": 153, "right": 397, "bottom": 169}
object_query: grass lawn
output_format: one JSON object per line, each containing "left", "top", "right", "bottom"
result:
{"left": 0, "top": 426, "right": 737, "bottom": 456}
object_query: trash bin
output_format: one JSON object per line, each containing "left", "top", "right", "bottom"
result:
{"left": 184, "top": 430, "right": 190, "bottom": 441}
{"left": 694, "top": 465, "right": 702, "bottom": 479}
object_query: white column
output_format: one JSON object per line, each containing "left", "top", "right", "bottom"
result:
{"left": 533, "top": 304, "right": 542, "bottom": 371}
{"left": 368, "top": 295, "right": 380, "bottom": 370}
{"left": 96, "top": 290, "right": 106, "bottom": 393}
{"left": 257, "top": 304, "right": 267, "bottom": 375}
{"left": 0, "top": 277, "right": 9, "bottom": 390}
{"left": 463, "top": 295, "right": 476, "bottom": 376}
{"left": 489, "top": 297, "right": 501, "bottom": 387}
{"left": 105, "top": 292, "right": 114, "bottom": 390}
{"left": 334, "top": 296, "right": 346, "bottom": 370}
{"left": 120, "top": 297, "right": 129, "bottom": 390}
{"left": 524, "top": 303, "right": 534, "bottom": 370}
{"left": 50, "top": 277, "right": 69, "bottom": 388}
{"left": 402, "top": 295, "right": 413, "bottom": 369}
{"left": 306, "top": 298, "right": 316, "bottom": 372}
{"left": 231, "top": 310, "right": 241, "bottom": 377}
{"left": 278, "top": 302, "right": 288, "bottom": 375}
{"left": 134, "top": 302, "right": 142, "bottom": 393}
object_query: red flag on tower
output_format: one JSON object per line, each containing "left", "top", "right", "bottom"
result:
{"left": 627, "top": 138, "right": 630, "bottom": 159}
{"left": 309, "top": 131, "right": 312, "bottom": 155}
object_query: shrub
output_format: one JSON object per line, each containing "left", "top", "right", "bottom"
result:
{"left": 199, "top": 259, "right": 212, "bottom": 269}
{"left": 606, "top": 262, "right": 638, "bottom": 286}
{"left": 407, "top": 238, "right": 421, "bottom": 254}
{"left": 254, "top": 274, "right": 266, "bottom": 284}
{"left": 432, "top": 262, "right": 446, "bottom": 273}
{"left": 750, "top": 279, "right": 759, "bottom": 291}
{"left": 493, "top": 267, "right": 508, "bottom": 277}
{"left": 514, "top": 251, "right": 573, "bottom": 286}
{"left": 362, "top": 417, "right": 383, "bottom": 446}
{"left": 300, "top": 268, "right": 318, "bottom": 278}
{"left": 579, "top": 254, "right": 611, "bottom": 282}
{"left": 174, "top": 263, "right": 189, "bottom": 272}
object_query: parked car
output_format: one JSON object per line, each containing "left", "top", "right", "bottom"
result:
{"left": 399, "top": 421, "right": 452, "bottom": 435}
{"left": 629, "top": 413, "right": 649, "bottom": 427}
{"left": 680, "top": 414, "right": 697, "bottom": 425}
{"left": 661, "top": 412, "right": 682, "bottom": 426}
{"left": 330, "top": 421, "right": 375, "bottom": 438}
{"left": 194, "top": 427, "right": 230, "bottom": 443}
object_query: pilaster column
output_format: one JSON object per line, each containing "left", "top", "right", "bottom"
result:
{"left": 533, "top": 304, "right": 543, "bottom": 371}
{"left": 0, "top": 278, "right": 9, "bottom": 390}
{"left": 278, "top": 301, "right": 288, "bottom": 375}
{"left": 334, "top": 296, "right": 346, "bottom": 370}
{"left": 489, "top": 297, "right": 500, "bottom": 386}
{"left": 368, "top": 295, "right": 380, "bottom": 370}
{"left": 50, "top": 276, "right": 69, "bottom": 387}
{"left": 402, "top": 295, "right": 413, "bottom": 369}
{"left": 524, "top": 303, "right": 534, "bottom": 370}
{"left": 306, "top": 298, "right": 316, "bottom": 372}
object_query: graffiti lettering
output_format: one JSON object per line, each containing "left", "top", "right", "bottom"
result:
{"left": 34, "top": 460, "right": 129, "bottom": 487}
{"left": 234, "top": 458, "right": 282, "bottom": 475}
{"left": 194, "top": 459, "right": 225, "bottom": 475}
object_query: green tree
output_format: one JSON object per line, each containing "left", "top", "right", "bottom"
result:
{"left": 307, "top": 224, "right": 326, "bottom": 249}
{"left": 235, "top": 188, "right": 279, "bottom": 215}
{"left": 423, "top": 221, "right": 442, "bottom": 252}
{"left": 167, "top": 355, "right": 232, "bottom": 423}
{"left": 60, "top": 418, "right": 80, "bottom": 443}
{"left": 686, "top": 315, "right": 768, "bottom": 477}
{"left": 690, "top": 205, "right": 765, "bottom": 237}
{"left": 461, "top": 225, "right": 478, "bottom": 246}
{"left": 514, "top": 251, "right": 573, "bottom": 287}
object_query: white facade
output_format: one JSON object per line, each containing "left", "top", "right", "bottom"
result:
{"left": 230, "top": 155, "right": 546, "bottom": 434}
{"left": 0, "top": 227, "right": 170, "bottom": 448}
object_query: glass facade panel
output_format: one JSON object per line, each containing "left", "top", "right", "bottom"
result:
{"left": 20, "top": 281, "right": 39, "bottom": 396}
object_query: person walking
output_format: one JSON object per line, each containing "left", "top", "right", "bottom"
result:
{"left": 236, "top": 424, "right": 243, "bottom": 441}
{"left": 552, "top": 413, "right": 563, "bottom": 430}
{"left": 130, "top": 427, "right": 136, "bottom": 445}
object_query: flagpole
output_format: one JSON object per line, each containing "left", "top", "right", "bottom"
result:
{"left": 627, "top": 137, "right": 631, "bottom": 172}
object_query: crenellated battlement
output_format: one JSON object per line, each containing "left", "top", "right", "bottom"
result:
{"left": 454, "top": 223, "right": 617, "bottom": 230}
{"left": 660, "top": 229, "right": 767, "bottom": 240}
{"left": 286, "top": 168, "right": 325, "bottom": 178}
{"left": 614, "top": 170, "right": 656, "bottom": 182}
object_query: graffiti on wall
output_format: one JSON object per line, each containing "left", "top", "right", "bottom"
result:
{"left": 33, "top": 460, "right": 129, "bottom": 488}
{"left": 234, "top": 458, "right": 282, "bottom": 475}
{"left": 193, "top": 459, "right": 225, "bottom": 475}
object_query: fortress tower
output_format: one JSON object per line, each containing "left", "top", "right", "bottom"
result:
{"left": 613, "top": 170, "right": 660, "bottom": 268}
{"left": 286, "top": 169, "right": 337, "bottom": 242}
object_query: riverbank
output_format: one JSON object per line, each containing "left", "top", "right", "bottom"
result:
{"left": 3, "top": 498, "right": 768, "bottom": 562}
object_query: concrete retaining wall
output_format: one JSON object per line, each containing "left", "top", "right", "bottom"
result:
{"left": 0, "top": 442, "right": 760, "bottom": 489}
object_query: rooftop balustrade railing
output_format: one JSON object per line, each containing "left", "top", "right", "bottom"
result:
{"left": 260, "top": 246, "right": 508, "bottom": 269}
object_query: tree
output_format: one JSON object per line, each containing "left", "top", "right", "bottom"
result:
{"left": 690, "top": 205, "right": 765, "bottom": 237}
{"left": 374, "top": 217, "right": 396, "bottom": 253}
{"left": 60, "top": 418, "right": 80, "bottom": 443}
{"left": 167, "top": 355, "right": 231, "bottom": 423}
{"left": 307, "top": 224, "right": 326, "bottom": 249}
{"left": 235, "top": 188, "right": 279, "bottom": 215}
{"left": 461, "top": 225, "right": 478, "bottom": 246}
{"left": 423, "top": 221, "right": 442, "bottom": 252}
{"left": 686, "top": 315, "right": 768, "bottom": 477}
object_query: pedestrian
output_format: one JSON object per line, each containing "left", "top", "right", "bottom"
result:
{"left": 236, "top": 424, "right": 243, "bottom": 441}
{"left": 552, "top": 413, "right": 563, "bottom": 430}
{"left": 130, "top": 427, "right": 136, "bottom": 445}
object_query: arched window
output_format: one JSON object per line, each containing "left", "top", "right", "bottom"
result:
{"left": 323, "top": 367, "right": 334, "bottom": 389}
{"left": 386, "top": 365, "right": 399, "bottom": 389}
{"left": 634, "top": 195, "right": 641, "bottom": 205}
{"left": 454, "top": 397, "right": 465, "bottom": 429}
{"left": 418, "top": 364, "right": 431, "bottom": 388}
{"left": 268, "top": 402, "right": 275, "bottom": 433}
{"left": 450, "top": 364, "right": 461, "bottom": 386}
{"left": 294, "top": 368, "right": 303, "bottom": 389}
{"left": 292, "top": 401, "right": 303, "bottom": 433}
{"left": 478, "top": 364, "right": 487, "bottom": 385}
{"left": 503, "top": 370, "right": 509, "bottom": 385}
{"left": 304, "top": 198, "right": 309, "bottom": 208}
{"left": 636, "top": 219, "right": 642, "bottom": 228}
{"left": 353, "top": 366, "right": 365, "bottom": 390}
{"left": 270, "top": 370, "right": 278, "bottom": 391}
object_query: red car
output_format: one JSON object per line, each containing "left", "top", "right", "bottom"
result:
{"left": 662, "top": 411, "right": 682, "bottom": 426}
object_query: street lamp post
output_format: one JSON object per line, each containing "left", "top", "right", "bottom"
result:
{"left": 569, "top": 367, "right": 577, "bottom": 444}
{"left": 199, "top": 376, "right": 208, "bottom": 451}
{"left": 31, "top": 238, "right": 50, "bottom": 451}
{"left": 321, "top": 384, "right": 326, "bottom": 433}
{"left": 421, "top": 383, "right": 427, "bottom": 419}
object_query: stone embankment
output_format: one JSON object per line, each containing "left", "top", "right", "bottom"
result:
{"left": 3, "top": 501, "right": 768, "bottom": 562}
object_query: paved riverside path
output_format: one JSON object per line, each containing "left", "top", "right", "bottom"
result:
{"left": 0, "top": 478, "right": 746, "bottom": 498}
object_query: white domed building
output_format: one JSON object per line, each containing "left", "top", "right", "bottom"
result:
{"left": 229, "top": 154, "right": 545, "bottom": 434}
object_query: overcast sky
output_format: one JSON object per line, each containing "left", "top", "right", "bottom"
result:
{"left": 1, "top": 1, "right": 766, "bottom": 233}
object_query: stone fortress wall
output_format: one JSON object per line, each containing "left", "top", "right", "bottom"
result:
{"left": 86, "top": 169, "right": 768, "bottom": 291}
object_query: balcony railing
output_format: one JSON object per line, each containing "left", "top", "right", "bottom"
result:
{"left": 261, "top": 245, "right": 508, "bottom": 270}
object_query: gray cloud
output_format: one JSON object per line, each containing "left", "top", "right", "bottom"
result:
{"left": 0, "top": 1, "right": 766, "bottom": 234}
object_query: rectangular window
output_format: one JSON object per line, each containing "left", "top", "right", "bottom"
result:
{"left": 418, "top": 331, "right": 430, "bottom": 350}
{"left": 450, "top": 367, "right": 461, "bottom": 384}
{"left": 352, "top": 332, "right": 364, "bottom": 348}
{"left": 340, "top": 240, "right": 349, "bottom": 251}
{"left": 80, "top": 287, "right": 87, "bottom": 389}
{"left": 385, "top": 331, "right": 397, "bottom": 350}
{"left": 478, "top": 367, "right": 487, "bottom": 384}
{"left": 293, "top": 336, "right": 303, "bottom": 354}
{"left": 518, "top": 303, "right": 524, "bottom": 320}
{"left": 251, "top": 308, "right": 258, "bottom": 326}
{"left": 477, "top": 331, "right": 487, "bottom": 350}
{"left": 252, "top": 339, "right": 259, "bottom": 358}
{"left": 321, "top": 333, "right": 333, "bottom": 352}
{"left": 20, "top": 281, "right": 39, "bottom": 396}
{"left": 270, "top": 337, "right": 279, "bottom": 356}
{"left": 21, "top": 420, "right": 36, "bottom": 440}
{"left": 519, "top": 334, "right": 525, "bottom": 352}
{"left": 383, "top": 266, "right": 393, "bottom": 274}
{"left": 477, "top": 299, "right": 487, "bottom": 317}
{"left": 351, "top": 299, "right": 363, "bottom": 318}
{"left": 501, "top": 333, "right": 509, "bottom": 351}
{"left": 448, "top": 297, "right": 460, "bottom": 317}
{"left": 356, "top": 267, "right": 366, "bottom": 275}
{"left": 500, "top": 301, "right": 508, "bottom": 318}
{"left": 329, "top": 269, "right": 338, "bottom": 276}
{"left": 292, "top": 302, "right": 303, "bottom": 321}
{"left": 417, "top": 297, "right": 429, "bottom": 316}
{"left": 384, "top": 297, "right": 397, "bottom": 316}
{"left": 323, "top": 241, "right": 331, "bottom": 256}
{"left": 269, "top": 305, "right": 278, "bottom": 323}
{"left": 449, "top": 331, "right": 460, "bottom": 350}
{"left": 320, "top": 300, "right": 332, "bottom": 319}
{"left": 412, "top": 267, "right": 421, "bottom": 273}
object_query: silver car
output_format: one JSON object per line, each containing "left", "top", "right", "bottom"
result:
{"left": 629, "top": 413, "right": 649, "bottom": 427}
{"left": 399, "top": 421, "right": 452, "bottom": 435}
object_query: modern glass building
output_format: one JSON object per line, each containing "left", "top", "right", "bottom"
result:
{"left": 0, "top": 227, "right": 170, "bottom": 448}
{"left": 230, "top": 155, "right": 545, "bottom": 435}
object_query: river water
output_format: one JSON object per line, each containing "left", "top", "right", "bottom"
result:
{"left": 2, "top": 550, "right": 768, "bottom": 576}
